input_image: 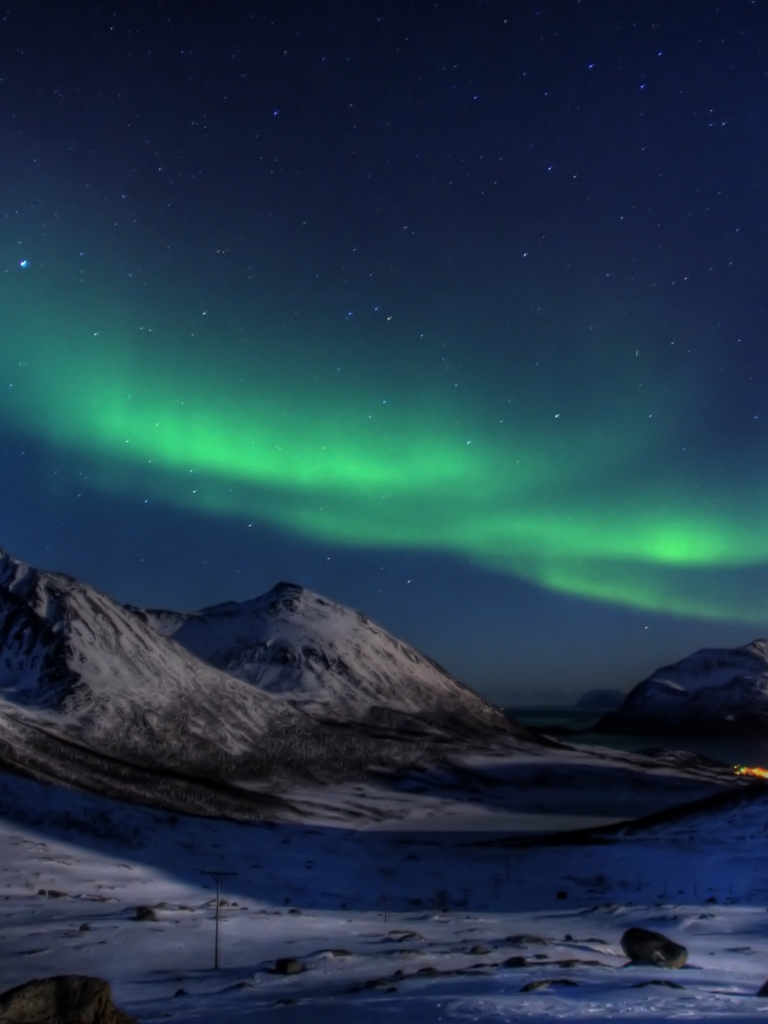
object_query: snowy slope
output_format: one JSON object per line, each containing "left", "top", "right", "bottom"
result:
{"left": 597, "top": 640, "right": 768, "bottom": 735}
{"left": 0, "top": 548, "right": 553, "bottom": 821}
{"left": 0, "top": 549, "right": 474, "bottom": 817}
{"left": 139, "top": 582, "right": 523, "bottom": 741}
{"left": 0, "top": 764, "right": 764, "bottom": 1023}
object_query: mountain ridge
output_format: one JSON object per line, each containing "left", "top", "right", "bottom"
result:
{"left": 596, "top": 639, "right": 768, "bottom": 735}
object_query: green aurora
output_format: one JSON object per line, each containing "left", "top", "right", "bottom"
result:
{"left": 3, "top": 295, "right": 767, "bottom": 627}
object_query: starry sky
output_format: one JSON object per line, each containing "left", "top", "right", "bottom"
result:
{"left": 2, "top": 0, "right": 768, "bottom": 703}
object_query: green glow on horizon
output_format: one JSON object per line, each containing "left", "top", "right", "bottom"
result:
{"left": 3, "top": 314, "right": 768, "bottom": 625}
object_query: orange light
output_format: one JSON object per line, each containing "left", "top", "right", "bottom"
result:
{"left": 734, "top": 765, "right": 768, "bottom": 779}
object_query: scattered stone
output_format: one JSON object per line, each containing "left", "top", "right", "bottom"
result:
{"left": 521, "top": 978, "right": 579, "bottom": 992}
{"left": 78, "top": 923, "right": 90, "bottom": 932}
{"left": 757, "top": 979, "right": 768, "bottom": 997}
{"left": 287, "top": 908, "right": 302, "bottom": 915}
{"left": 706, "top": 896, "right": 717, "bottom": 904}
{"left": 469, "top": 945, "right": 490, "bottom": 955}
{"left": 388, "top": 930, "right": 425, "bottom": 942}
{"left": 0, "top": 975, "right": 137, "bottom": 1023}
{"left": 133, "top": 906, "right": 157, "bottom": 922}
{"left": 273, "top": 958, "right": 304, "bottom": 975}
{"left": 173, "top": 988, "right": 187, "bottom": 997}
{"left": 502, "top": 956, "right": 527, "bottom": 968}
{"left": 505, "top": 934, "right": 549, "bottom": 946}
{"left": 620, "top": 927, "right": 688, "bottom": 968}
{"left": 385, "top": 986, "right": 398, "bottom": 993}
{"left": 633, "top": 980, "right": 684, "bottom": 989}
{"left": 275, "top": 998, "right": 296, "bottom": 1006}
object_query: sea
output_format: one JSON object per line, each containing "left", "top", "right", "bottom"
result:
{"left": 507, "top": 706, "right": 768, "bottom": 769}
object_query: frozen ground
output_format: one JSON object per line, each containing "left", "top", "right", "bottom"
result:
{"left": 3, "top": 761, "right": 768, "bottom": 1022}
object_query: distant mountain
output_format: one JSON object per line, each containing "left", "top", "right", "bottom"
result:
{"left": 138, "top": 582, "right": 518, "bottom": 741}
{"left": 0, "top": 549, "right": 540, "bottom": 819}
{"left": 574, "top": 688, "right": 626, "bottom": 712}
{"left": 596, "top": 641, "right": 768, "bottom": 735}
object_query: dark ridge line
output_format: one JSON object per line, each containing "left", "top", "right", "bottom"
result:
{"left": 472, "top": 780, "right": 765, "bottom": 849}
{"left": 0, "top": 712, "right": 294, "bottom": 816}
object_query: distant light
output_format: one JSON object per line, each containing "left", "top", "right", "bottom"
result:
{"left": 19, "top": 260, "right": 28, "bottom": 268}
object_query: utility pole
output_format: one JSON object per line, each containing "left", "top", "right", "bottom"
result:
{"left": 199, "top": 870, "right": 238, "bottom": 970}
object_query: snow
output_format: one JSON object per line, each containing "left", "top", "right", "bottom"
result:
{"left": 5, "top": 546, "right": 768, "bottom": 1019}
{"left": 3, "top": 764, "right": 768, "bottom": 1022}
{"left": 140, "top": 582, "right": 518, "bottom": 739}
{"left": 600, "top": 640, "right": 768, "bottom": 734}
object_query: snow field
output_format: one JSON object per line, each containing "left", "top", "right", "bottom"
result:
{"left": 4, "top": 770, "right": 768, "bottom": 1020}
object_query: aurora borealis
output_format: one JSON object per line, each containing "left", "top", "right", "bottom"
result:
{"left": 3, "top": 1, "right": 768, "bottom": 699}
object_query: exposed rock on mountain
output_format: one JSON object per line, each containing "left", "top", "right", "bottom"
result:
{"left": 596, "top": 641, "right": 768, "bottom": 735}
{"left": 139, "top": 582, "right": 520, "bottom": 741}
{"left": 0, "top": 548, "right": 540, "bottom": 818}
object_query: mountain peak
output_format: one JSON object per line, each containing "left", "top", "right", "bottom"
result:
{"left": 598, "top": 638, "right": 768, "bottom": 736}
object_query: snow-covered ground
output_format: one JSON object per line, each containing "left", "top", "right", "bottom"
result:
{"left": 3, "top": 766, "right": 768, "bottom": 1022}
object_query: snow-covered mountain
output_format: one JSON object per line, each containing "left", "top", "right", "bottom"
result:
{"left": 597, "top": 640, "right": 768, "bottom": 735}
{"left": 0, "top": 548, "right": 540, "bottom": 818}
{"left": 138, "top": 582, "right": 517, "bottom": 740}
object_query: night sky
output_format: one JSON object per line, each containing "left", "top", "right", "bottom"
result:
{"left": 2, "top": 0, "right": 767, "bottom": 703}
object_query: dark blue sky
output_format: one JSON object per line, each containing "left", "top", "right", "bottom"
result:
{"left": 2, "top": 0, "right": 767, "bottom": 702}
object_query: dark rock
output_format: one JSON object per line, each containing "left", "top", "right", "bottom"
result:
{"left": 78, "top": 923, "right": 90, "bottom": 932}
{"left": 133, "top": 906, "right": 156, "bottom": 922}
{"left": 173, "top": 988, "right": 187, "bottom": 997}
{"left": 0, "top": 974, "right": 137, "bottom": 1023}
{"left": 620, "top": 927, "right": 688, "bottom": 968}
{"left": 388, "top": 930, "right": 425, "bottom": 942}
{"left": 469, "top": 945, "right": 490, "bottom": 955}
{"left": 757, "top": 979, "right": 768, "bottom": 997}
{"left": 520, "top": 978, "right": 579, "bottom": 992}
{"left": 633, "top": 980, "right": 684, "bottom": 989}
{"left": 556, "top": 891, "right": 568, "bottom": 900}
{"left": 273, "top": 958, "right": 304, "bottom": 975}
{"left": 505, "top": 934, "right": 549, "bottom": 946}
{"left": 502, "top": 956, "right": 527, "bottom": 968}
{"left": 288, "top": 908, "right": 302, "bottom": 915}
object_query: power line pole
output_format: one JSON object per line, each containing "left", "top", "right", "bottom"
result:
{"left": 199, "top": 870, "right": 238, "bottom": 970}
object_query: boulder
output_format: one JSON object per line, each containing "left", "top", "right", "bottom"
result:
{"left": 0, "top": 975, "right": 137, "bottom": 1023}
{"left": 620, "top": 927, "right": 688, "bottom": 968}
{"left": 133, "top": 906, "right": 156, "bottom": 922}
{"left": 273, "top": 958, "right": 304, "bottom": 975}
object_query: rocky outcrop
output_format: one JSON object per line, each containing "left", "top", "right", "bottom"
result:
{"left": 620, "top": 927, "right": 688, "bottom": 968}
{"left": 0, "top": 975, "right": 136, "bottom": 1023}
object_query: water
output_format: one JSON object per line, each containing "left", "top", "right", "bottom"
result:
{"left": 508, "top": 706, "right": 768, "bottom": 768}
